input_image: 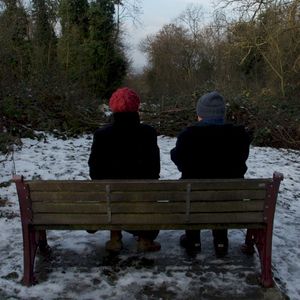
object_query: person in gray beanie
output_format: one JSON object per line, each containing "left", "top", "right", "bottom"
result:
{"left": 196, "top": 91, "right": 226, "bottom": 121}
{"left": 170, "top": 91, "right": 251, "bottom": 257}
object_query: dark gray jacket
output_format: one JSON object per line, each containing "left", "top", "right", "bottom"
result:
{"left": 171, "top": 122, "right": 251, "bottom": 179}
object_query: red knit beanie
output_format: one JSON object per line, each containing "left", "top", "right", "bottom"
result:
{"left": 109, "top": 87, "right": 140, "bottom": 113}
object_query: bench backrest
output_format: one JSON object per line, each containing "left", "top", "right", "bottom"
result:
{"left": 14, "top": 173, "right": 283, "bottom": 231}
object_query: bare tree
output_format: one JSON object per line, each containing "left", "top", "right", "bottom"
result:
{"left": 216, "top": 0, "right": 296, "bottom": 20}
{"left": 114, "top": 0, "right": 142, "bottom": 38}
{"left": 176, "top": 4, "right": 205, "bottom": 39}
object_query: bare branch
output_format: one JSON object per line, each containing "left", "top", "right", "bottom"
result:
{"left": 215, "top": 0, "right": 295, "bottom": 20}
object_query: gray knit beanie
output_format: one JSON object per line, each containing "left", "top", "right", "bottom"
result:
{"left": 196, "top": 91, "right": 226, "bottom": 119}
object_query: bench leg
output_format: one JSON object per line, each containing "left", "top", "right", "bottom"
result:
{"left": 255, "top": 229, "right": 274, "bottom": 288}
{"left": 242, "top": 229, "right": 274, "bottom": 287}
{"left": 23, "top": 229, "right": 50, "bottom": 286}
{"left": 22, "top": 227, "right": 38, "bottom": 286}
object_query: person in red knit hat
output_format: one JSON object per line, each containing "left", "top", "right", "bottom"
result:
{"left": 89, "top": 87, "right": 161, "bottom": 253}
{"left": 109, "top": 87, "right": 140, "bottom": 113}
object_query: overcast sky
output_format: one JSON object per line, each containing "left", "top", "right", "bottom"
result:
{"left": 124, "top": 0, "right": 215, "bottom": 71}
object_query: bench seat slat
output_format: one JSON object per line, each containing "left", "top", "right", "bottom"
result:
{"left": 111, "top": 212, "right": 264, "bottom": 224}
{"left": 33, "top": 223, "right": 266, "bottom": 231}
{"left": 29, "top": 190, "right": 266, "bottom": 203}
{"left": 191, "top": 200, "right": 265, "bottom": 212}
{"left": 27, "top": 179, "right": 269, "bottom": 192}
{"left": 33, "top": 213, "right": 108, "bottom": 225}
{"left": 112, "top": 200, "right": 264, "bottom": 213}
{"left": 112, "top": 190, "right": 266, "bottom": 202}
{"left": 31, "top": 200, "right": 264, "bottom": 214}
{"left": 32, "top": 212, "right": 264, "bottom": 225}
{"left": 32, "top": 202, "right": 108, "bottom": 213}
{"left": 30, "top": 192, "right": 107, "bottom": 202}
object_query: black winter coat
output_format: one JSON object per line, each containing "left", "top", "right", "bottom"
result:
{"left": 170, "top": 122, "right": 251, "bottom": 179}
{"left": 88, "top": 112, "right": 160, "bottom": 179}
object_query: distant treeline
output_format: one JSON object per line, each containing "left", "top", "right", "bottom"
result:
{"left": 127, "top": 0, "right": 300, "bottom": 149}
{"left": 0, "top": 0, "right": 299, "bottom": 153}
{"left": 0, "top": 0, "right": 127, "bottom": 153}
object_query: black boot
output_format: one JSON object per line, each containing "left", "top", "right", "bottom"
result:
{"left": 213, "top": 229, "right": 228, "bottom": 257}
{"left": 180, "top": 231, "right": 201, "bottom": 256}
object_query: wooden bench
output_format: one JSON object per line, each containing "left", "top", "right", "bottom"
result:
{"left": 13, "top": 172, "right": 283, "bottom": 287}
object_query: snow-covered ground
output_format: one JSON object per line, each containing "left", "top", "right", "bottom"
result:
{"left": 0, "top": 134, "right": 299, "bottom": 299}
